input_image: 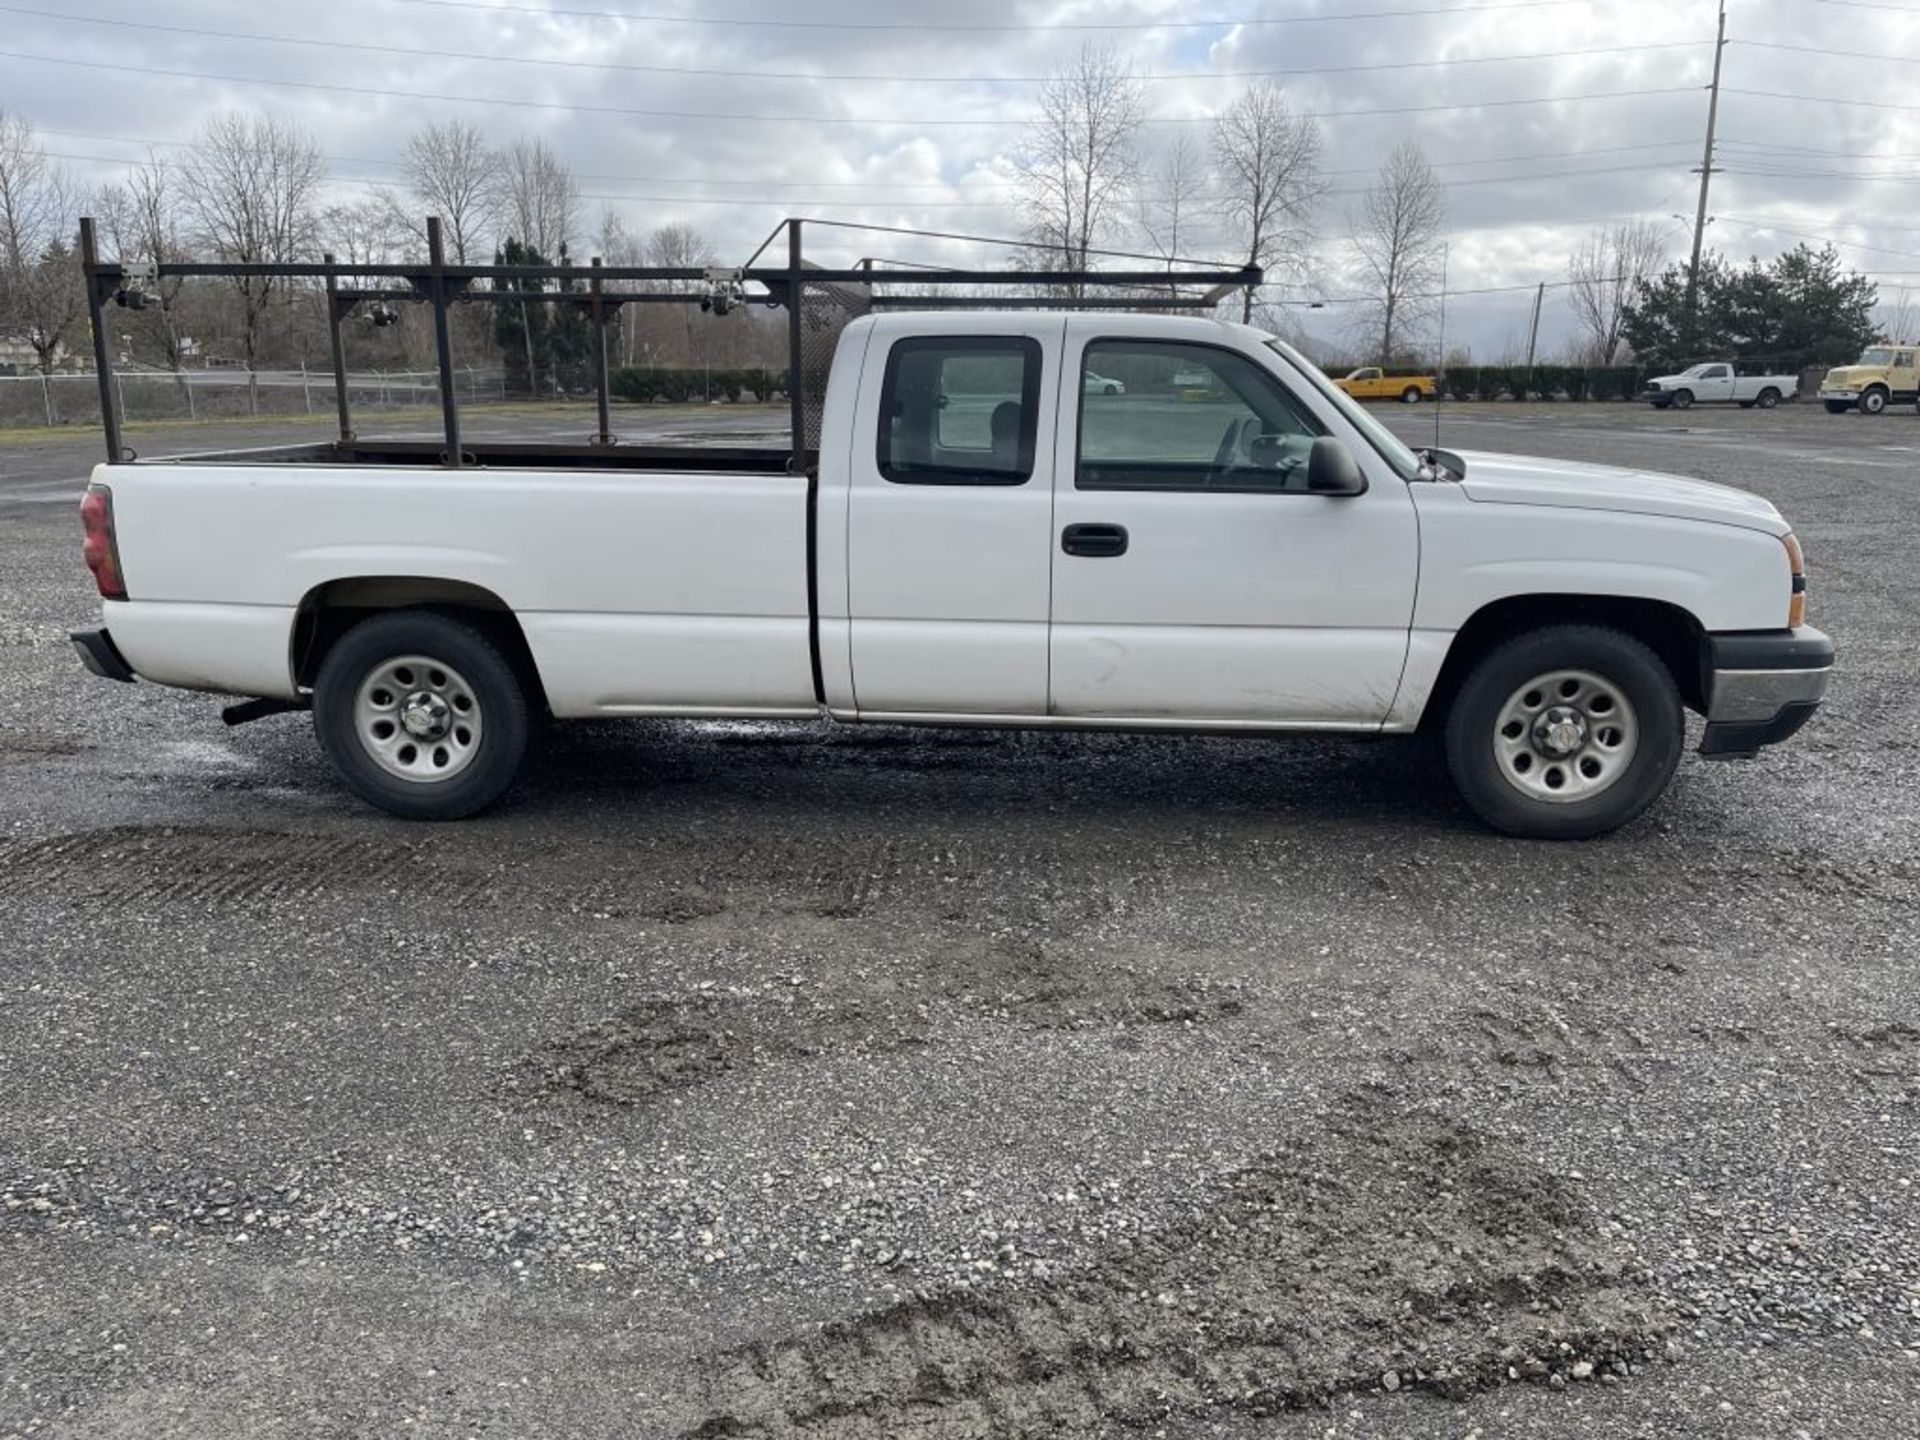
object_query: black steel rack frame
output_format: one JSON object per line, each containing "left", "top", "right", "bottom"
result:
{"left": 77, "top": 215, "right": 1259, "bottom": 475}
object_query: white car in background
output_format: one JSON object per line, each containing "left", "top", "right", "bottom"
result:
{"left": 1083, "top": 371, "right": 1126, "bottom": 395}
{"left": 1643, "top": 363, "right": 1798, "bottom": 410}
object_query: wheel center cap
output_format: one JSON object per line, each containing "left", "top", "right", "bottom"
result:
{"left": 1534, "top": 706, "right": 1588, "bottom": 757}
{"left": 400, "top": 692, "right": 449, "bottom": 739}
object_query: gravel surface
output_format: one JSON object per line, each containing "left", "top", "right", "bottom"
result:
{"left": 2, "top": 400, "right": 1916, "bottom": 1438}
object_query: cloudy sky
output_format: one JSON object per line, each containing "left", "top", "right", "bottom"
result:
{"left": 4, "top": 0, "right": 1916, "bottom": 357}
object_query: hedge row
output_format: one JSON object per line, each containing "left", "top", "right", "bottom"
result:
{"left": 610, "top": 366, "right": 785, "bottom": 403}
{"left": 1434, "top": 365, "right": 1651, "bottom": 402}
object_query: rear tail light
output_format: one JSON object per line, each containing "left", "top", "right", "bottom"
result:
{"left": 80, "top": 484, "right": 127, "bottom": 601}
{"left": 1783, "top": 532, "right": 1806, "bottom": 629}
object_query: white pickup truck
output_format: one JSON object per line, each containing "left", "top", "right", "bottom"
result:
{"left": 73, "top": 313, "right": 1832, "bottom": 839}
{"left": 1642, "top": 363, "right": 1798, "bottom": 410}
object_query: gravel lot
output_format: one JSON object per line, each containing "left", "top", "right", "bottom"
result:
{"left": 2, "top": 399, "right": 1917, "bottom": 1438}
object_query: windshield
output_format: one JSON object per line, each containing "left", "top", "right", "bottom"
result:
{"left": 1859, "top": 347, "right": 1894, "bottom": 366}
{"left": 1264, "top": 338, "right": 1421, "bottom": 480}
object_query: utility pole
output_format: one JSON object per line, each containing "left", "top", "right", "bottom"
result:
{"left": 1524, "top": 280, "right": 1546, "bottom": 371}
{"left": 1684, "top": 0, "right": 1728, "bottom": 353}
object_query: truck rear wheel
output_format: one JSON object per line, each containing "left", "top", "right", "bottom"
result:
{"left": 1401, "top": 385, "right": 1423, "bottom": 403}
{"left": 1444, "top": 624, "right": 1683, "bottom": 840}
{"left": 313, "top": 611, "right": 529, "bottom": 820}
{"left": 1756, "top": 387, "right": 1781, "bottom": 409}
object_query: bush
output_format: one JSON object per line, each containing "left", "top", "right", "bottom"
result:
{"left": 610, "top": 366, "right": 786, "bottom": 404}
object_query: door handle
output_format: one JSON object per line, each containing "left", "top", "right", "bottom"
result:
{"left": 1061, "top": 523, "right": 1128, "bottom": 558}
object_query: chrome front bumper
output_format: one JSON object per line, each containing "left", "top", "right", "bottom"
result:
{"left": 1700, "top": 627, "right": 1833, "bottom": 758}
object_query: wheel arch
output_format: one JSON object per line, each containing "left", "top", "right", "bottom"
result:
{"left": 1418, "top": 593, "right": 1709, "bottom": 732}
{"left": 291, "top": 576, "right": 550, "bottom": 714}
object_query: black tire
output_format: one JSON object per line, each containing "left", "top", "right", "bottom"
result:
{"left": 1104, "top": 383, "right": 1120, "bottom": 395}
{"left": 1756, "top": 387, "right": 1781, "bottom": 409}
{"left": 1670, "top": 388, "right": 1694, "bottom": 411}
{"left": 1401, "top": 385, "right": 1423, "bottom": 403}
{"left": 313, "top": 610, "right": 530, "bottom": 820}
{"left": 1443, "top": 624, "right": 1684, "bottom": 840}
{"left": 1825, "top": 400, "right": 1850, "bottom": 414}
{"left": 1861, "top": 386, "right": 1888, "bottom": 415}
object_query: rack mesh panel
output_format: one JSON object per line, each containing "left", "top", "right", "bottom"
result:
{"left": 796, "top": 271, "right": 871, "bottom": 452}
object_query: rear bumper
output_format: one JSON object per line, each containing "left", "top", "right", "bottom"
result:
{"left": 1700, "top": 626, "right": 1833, "bottom": 758}
{"left": 71, "top": 627, "right": 137, "bottom": 683}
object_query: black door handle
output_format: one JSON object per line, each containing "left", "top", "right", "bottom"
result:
{"left": 1062, "top": 523, "right": 1128, "bottom": 558}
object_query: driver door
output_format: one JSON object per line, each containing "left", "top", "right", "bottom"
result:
{"left": 1048, "top": 328, "right": 1418, "bottom": 725}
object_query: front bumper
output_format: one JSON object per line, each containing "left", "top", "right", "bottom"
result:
{"left": 71, "top": 627, "right": 136, "bottom": 683}
{"left": 1817, "top": 389, "right": 1859, "bottom": 404}
{"left": 1700, "top": 626, "right": 1833, "bottom": 758}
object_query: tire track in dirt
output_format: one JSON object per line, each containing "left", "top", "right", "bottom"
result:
{"left": 682, "top": 1097, "right": 1667, "bottom": 1437}
{"left": 518, "top": 939, "right": 1248, "bottom": 1108}
{"left": 0, "top": 825, "right": 492, "bottom": 910}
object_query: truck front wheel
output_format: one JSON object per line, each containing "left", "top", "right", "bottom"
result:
{"left": 1669, "top": 388, "right": 1694, "bottom": 410}
{"left": 313, "top": 611, "right": 530, "bottom": 820}
{"left": 1443, "top": 624, "right": 1683, "bottom": 840}
{"left": 1861, "top": 386, "right": 1888, "bottom": 415}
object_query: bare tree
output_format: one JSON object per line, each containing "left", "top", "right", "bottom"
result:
{"left": 0, "top": 111, "right": 82, "bottom": 373}
{"left": 1566, "top": 217, "right": 1667, "bottom": 364}
{"left": 178, "top": 111, "right": 325, "bottom": 379}
{"left": 646, "top": 223, "right": 713, "bottom": 369}
{"left": 1348, "top": 140, "right": 1446, "bottom": 364}
{"left": 1140, "top": 133, "right": 1209, "bottom": 276}
{"left": 323, "top": 197, "right": 407, "bottom": 269}
{"left": 396, "top": 120, "right": 498, "bottom": 264}
{"left": 1882, "top": 286, "right": 1919, "bottom": 344}
{"left": 96, "top": 151, "right": 193, "bottom": 372}
{"left": 1018, "top": 41, "right": 1144, "bottom": 292}
{"left": 1213, "top": 83, "right": 1325, "bottom": 323}
{"left": 594, "top": 207, "right": 646, "bottom": 363}
{"left": 500, "top": 137, "right": 579, "bottom": 260}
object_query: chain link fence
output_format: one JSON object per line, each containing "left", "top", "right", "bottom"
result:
{"left": 0, "top": 368, "right": 507, "bottom": 430}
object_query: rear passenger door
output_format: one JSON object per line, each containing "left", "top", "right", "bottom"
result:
{"left": 843, "top": 318, "right": 1063, "bottom": 716}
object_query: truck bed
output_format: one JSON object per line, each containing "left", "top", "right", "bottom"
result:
{"left": 96, "top": 456, "right": 819, "bottom": 717}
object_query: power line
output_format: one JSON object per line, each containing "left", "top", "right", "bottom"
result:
{"left": 39, "top": 125, "right": 1695, "bottom": 188}
{"left": 1725, "top": 87, "right": 1920, "bottom": 114}
{"left": 390, "top": 0, "right": 1591, "bottom": 32}
{"left": 1735, "top": 38, "right": 1920, "bottom": 64}
{"left": 1806, "top": 0, "right": 1920, "bottom": 12}
{"left": 0, "top": 50, "right": 1704, "bottom": 126}
{"left": 1714, "top": 215, "right": 1920, "bottom": 262}
{"left": 53, "top": 147, "right": 1683, "bottom": 212}
{"left": 0, "top": 7, "right": 1703, "bottom": 86}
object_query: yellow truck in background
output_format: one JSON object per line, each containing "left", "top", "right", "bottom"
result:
{"left": 1332, "top": 367, "right": 1437, "bottom": 403}
{"left": 1817, "top": 343, "right": 1918, "bottom": 414}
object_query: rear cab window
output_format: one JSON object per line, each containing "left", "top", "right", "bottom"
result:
{"left": 877, "top": 336, "right": 1042, "bottom": 485}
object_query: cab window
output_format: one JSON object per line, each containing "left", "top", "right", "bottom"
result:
{"left": 1897, "top": 351, "right": 1914, "bottom": 369}
{"left": 878, "top": 336, "right": 1041, "bottom": 485}
{"left": 1076, "top": 340, "right": 1326, "bottom": 493}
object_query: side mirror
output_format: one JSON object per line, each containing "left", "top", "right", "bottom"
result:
{"left": 1306, "top": 437, "right": 1368, "bottom": 496}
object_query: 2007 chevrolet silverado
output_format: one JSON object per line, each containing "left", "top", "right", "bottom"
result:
{"left": 72, "top": 311, "right": 1832, "bottom": 840}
